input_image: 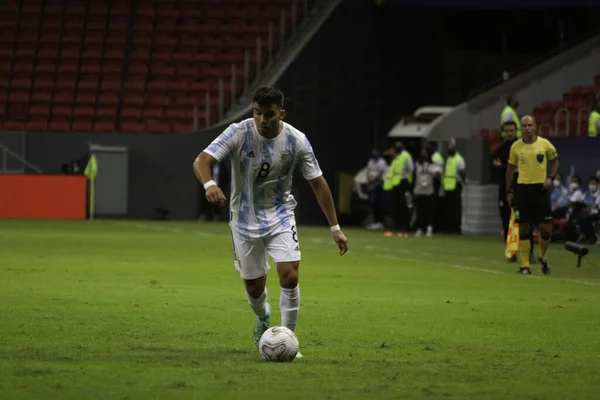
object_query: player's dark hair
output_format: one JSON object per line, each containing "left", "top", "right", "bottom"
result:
{"left": 572, "top": 175, "right": 582, "bottom": 184}
{"left": 253, "top": 86, "right": 284, "bottom": 108}
{"left": 503, "top": 121, "right": 517, "bottom": 129}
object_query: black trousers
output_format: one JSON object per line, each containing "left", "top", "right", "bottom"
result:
{"left": 445, "top": 185, "right": 463, "bottom": 234}
{"left": 415, "top": 194, "right": 435, "bottom": 231}
{"left": 370, "top": 185, "right": 385, "bottom": 224}
{"left": 499, "top": 198, "right": 534, "bottom": 254}
{"left": 499, "top": 198, "right": 511, "bottom": 243}
{"left": 385, "top": 180, "right": 410, "bottom": 231}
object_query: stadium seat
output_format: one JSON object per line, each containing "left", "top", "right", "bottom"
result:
{"left": 0, "top": 0, "right": 310, "bottom": 133}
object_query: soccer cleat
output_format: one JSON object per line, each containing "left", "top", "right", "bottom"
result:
{"left": 529, "top": 253, "right": 537, "bottom": 264}
{"left": 539, "top": 258, "right": 551, "bottom": 275}
{"left": 254, "top": 303, "right": 271, "bottom": 347}
{"left": 518, "top": 267, "right": 532, "bottom": 275}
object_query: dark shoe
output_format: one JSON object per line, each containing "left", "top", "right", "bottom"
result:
{"left": 539, "top": 258, "right": 551, "bottom": 275}
{"left": 518, "top": 267, "right": 532, "bottom": 275}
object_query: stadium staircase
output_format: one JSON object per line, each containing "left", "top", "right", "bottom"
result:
{"left": 0, "top": 0, "right": 315, "bottom": 134}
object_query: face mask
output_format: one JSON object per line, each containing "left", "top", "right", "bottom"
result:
{"left": 553, "top": 180, "right": 560, "bottom": 187}
{"left": 590, "top": 184, "right": 598, "bottom": 192}
{"left": 569, "top": 183, "right": 579, "bottom": 191}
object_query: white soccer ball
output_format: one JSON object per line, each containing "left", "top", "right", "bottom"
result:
{"left": 258, "top": 326, "right": 299, "bottom": 362}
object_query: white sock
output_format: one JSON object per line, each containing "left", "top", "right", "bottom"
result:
{"left": 280, "top": 285, "right": 300, "bottom": 332}
{"left": 246, "top": 288, "right": 269, "bottom": 319}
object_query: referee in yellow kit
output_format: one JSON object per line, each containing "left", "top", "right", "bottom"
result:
{"left": 505, "top": 115, "right": 559, "bottom": 275}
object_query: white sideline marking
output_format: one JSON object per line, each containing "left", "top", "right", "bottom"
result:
{"left": 376, "top": 254, "right": 504, "bottom": 275}
{"left": 107, "top": 221, "right": 600, "bottom": 287}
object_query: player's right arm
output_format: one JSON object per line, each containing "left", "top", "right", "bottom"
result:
{"left": 193, "top": 124, "right": 240, "bottom": 206}
{"left": 193, "top": 152, "right": 227, "bottom": 206}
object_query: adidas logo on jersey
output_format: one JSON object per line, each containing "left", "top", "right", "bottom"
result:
{"left": 246, "top": 151, "right": 256, "bottom": 158}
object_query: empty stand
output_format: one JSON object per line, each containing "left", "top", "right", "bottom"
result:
{"left": 1, "top": 0, "right": 312, "bottom": 134}
{"left": 479, "top": 79, "right": 600, "bottom": 140}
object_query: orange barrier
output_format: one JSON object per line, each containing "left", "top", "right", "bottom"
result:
{"left": 0, "top": 175, "right": 87, "bottom": 219}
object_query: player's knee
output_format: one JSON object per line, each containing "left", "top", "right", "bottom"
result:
{"left": 277, "top": 261, "right": 299, "bottom": 289}
{"left": 539, "top": 223, "right": 553, "bottom": 239}
{"left": 244, "top": 277, "right": 266, "bottom": 298}
{"left": 518, "top": 223, "right": 531, "bottom": 238}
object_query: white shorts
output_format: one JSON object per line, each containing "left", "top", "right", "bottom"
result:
{"left": 230, "top": 226, "right": 301, "bottom": 280}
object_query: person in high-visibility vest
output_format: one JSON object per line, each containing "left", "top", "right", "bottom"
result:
{"left": 443, "top": 141, "right": 467, "bottom": 234}
{"left": 589, "top": 99, "right": 599, "bottom": 137}
{"left": 383, "top": 142, "right": 414, "bottom": 237}
{"left": 501, "top": 94, "right": 522, "bottom": 139}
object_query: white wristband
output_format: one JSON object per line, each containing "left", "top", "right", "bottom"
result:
{"left": 203, "top": 180, "right": 217, "bottom": 190}
{"left": 330, "top": 224, "right": 341, "bottom": 233}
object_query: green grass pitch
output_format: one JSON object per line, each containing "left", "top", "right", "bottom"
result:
{"left": 1, "top": 219, "right": 600, "bottom": 399}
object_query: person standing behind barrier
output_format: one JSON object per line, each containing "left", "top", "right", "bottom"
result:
{"left": 427, "top": 141, "right": 444, "bottom": 232}
{"left": 366, "top": 149, "right": 388, "bottom": 229}
{"left": 492, "top": 121, "right": 535, "bottom": 263}
{"left": 414, "top": 147, "right": 442, "bottom": 237}
{"left": 443, "top": 141, "right": 467, "bottom": 234}
{"left": 589, "top": 97, "right": 599, "bottom": 137}
{"left": 382, "top": 142, "right": 414, "bottom": 237}
{"left": 501, "top": 94, "right": 522, "bottom": 139}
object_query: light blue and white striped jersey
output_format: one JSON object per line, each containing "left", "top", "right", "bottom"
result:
{"left": 203, "top": 118, "right": 322, "bottom": 239}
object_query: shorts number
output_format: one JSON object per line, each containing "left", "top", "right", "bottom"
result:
{"left": 291, "top": 226, "right": 298, "bottom": 243}
{"left": 257, "top": 162, "right": 270, "bottom": 178}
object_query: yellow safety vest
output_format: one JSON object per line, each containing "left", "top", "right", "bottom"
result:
{"left": 501, "top": 105, "right": 522, "bottom": 138}
{"left": 444, "top": 154, "right": 464, "bottom": 191}
{"left": 432, "top": 152, "right": 444, "bottom": 166}
{"left": 589, "top": 110, "right": 599, "bottom": 137}
{"left": 383, "top": 151, "right": 412, "bottom": 191}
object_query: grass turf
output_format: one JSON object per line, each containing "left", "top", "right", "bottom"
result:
{"left": 1, "top": 219, "right": 599, "bottom": 399}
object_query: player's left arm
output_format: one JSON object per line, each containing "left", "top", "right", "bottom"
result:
{"left": 546, "top": 141, "right": 559, "bottom": 187}
{"left": 308, "top": 176, "right": 348, "bottom": 255}
{"left": 299, "top": 137, "right": 348, "bottom": 255}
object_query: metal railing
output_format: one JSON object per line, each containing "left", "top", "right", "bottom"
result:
{"left": 536, "top": 106, "right": 592, "bottom": 136}
{"left": 192, "top": 0, "right": 309, "bottom": 131}
{"left": 0, "top": 143, "right": 42, "bottom": 174}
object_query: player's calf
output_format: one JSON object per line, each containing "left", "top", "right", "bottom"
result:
{"left": 277, "top": 262, "right": 300, "bottom": 333}
{"left": 244, "top": 276, "right": 271, "bottom": 346}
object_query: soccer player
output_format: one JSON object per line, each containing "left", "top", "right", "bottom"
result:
{"left": 192, "top": 86, "right": 349, "bottom": 354}
{"left": 506, "top": 115, "right": 559, "bottom": 275}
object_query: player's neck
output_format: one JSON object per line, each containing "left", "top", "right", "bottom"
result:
{"left": 522, "top": 135, "right": 538, "bottom": 144}
{"left": 259, "top": 121, "right": 284, "bottom": 140}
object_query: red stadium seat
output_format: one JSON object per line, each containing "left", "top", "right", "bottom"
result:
{"left": 0, "top": 0, "right": 304, "bottom": 133}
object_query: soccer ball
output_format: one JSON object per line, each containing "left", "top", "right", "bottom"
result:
{"left": 258, "top": 326, "right": 299, "bottom": 362}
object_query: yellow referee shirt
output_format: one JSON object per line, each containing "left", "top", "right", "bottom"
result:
{"left": 508, "top": 137, "right": 558, "bottom": 185}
